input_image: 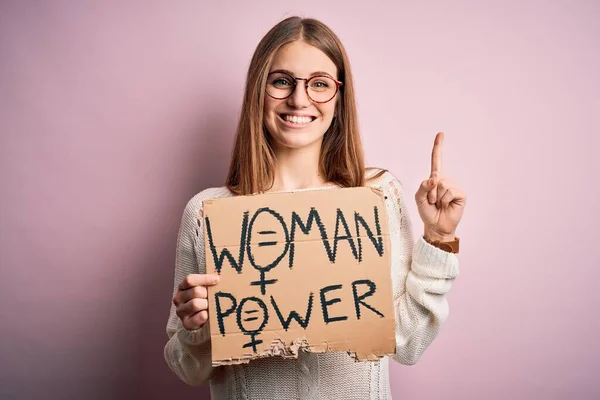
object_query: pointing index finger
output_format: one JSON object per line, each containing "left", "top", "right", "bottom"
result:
{"left": 430, "top": 132, "right": 444, "bottom": 177}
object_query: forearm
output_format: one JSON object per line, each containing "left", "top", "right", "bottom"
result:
{"left": 392, "top": 237, "right": 459, "bottom": 364}
{"left": 164, "top": 323, "right": 214, "bottom": 386}
{"left": 165, "top": 195, "right": 215, "bottom": 386}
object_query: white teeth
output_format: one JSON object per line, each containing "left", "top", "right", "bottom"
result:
{"left": 283, "top": 115, "right": 313, "bottom": 124}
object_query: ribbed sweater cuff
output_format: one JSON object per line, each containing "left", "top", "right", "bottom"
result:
{"left": 412, "top": 236, "right": 460, "bottom": 279}
{"left": 179, "top": 324, "right": 211, "bottom": 346}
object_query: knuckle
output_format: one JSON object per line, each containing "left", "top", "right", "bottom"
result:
{"left": 196, "top": 310, "right": 208, "bottom": 324}
{"left": 178, "top": 276, "right": 189, "bottom": 290}
{"left": 191, "top": 298, "right": 206, "bottom": 312}
{"left": 183, "top": 319, "right": 195, "bottom": 331}
{"left": 201, "top": 310, "right": 209, "bottom": 321}
{"left": 193, "top": 285, "right": 207, "bottom": 298}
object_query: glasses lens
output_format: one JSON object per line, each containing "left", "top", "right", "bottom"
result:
{"left": 307, "top": 76, "right": 337, "bottom": 102}
{"left": 266, "top": 72, "right": 294, "bottom": 99}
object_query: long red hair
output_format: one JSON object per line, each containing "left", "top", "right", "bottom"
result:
{"left": 225, "top": 16, "right": 384, "bottom": 195}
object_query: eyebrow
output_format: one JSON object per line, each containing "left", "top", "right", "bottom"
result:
{"left": 269, "top": 69, "right": 337, "bottom": 79}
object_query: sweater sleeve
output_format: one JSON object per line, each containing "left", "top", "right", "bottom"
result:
{"left": 383, "top": 172, "right": 460, "bottom": 365}
{"left": 163, "top": 194, "right": 214, "bottom": 386}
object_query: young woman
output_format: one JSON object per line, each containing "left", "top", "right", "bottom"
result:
{"left": 165, "top": 16, "right": 466, "bottom": 399}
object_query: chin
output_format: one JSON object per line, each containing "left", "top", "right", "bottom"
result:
{"left": 272, "top": 133, "right": 324, "bottom": 150}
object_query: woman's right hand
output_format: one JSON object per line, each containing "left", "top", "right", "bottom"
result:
{"left": 173, "top": 274, "right": 220, "bottom": 331}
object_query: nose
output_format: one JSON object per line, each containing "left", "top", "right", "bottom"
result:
{"left": 287, "top": 80, "right": 311, "bottom": 108}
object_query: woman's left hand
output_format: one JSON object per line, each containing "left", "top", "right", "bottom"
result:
{"left": 415, "top": 132, "right": 467, "bottom": 242}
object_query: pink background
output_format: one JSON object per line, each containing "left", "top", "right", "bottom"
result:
{"left": 1, "top": 1, "right": 598, "bottom": 399}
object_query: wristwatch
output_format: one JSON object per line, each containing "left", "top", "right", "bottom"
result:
{"left": 423, "top": 235, "right": 460, "bottom": 254}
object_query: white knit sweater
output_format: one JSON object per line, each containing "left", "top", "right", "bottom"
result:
{"left": 164, "top": 171, "right": 460, "bottom": 400}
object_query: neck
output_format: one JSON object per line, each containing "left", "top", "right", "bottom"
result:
{"left": 269, "top": 143, "right": 327, "bottom": 192}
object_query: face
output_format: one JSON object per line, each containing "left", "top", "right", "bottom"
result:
{"left": 263, "top": 40, "right": 339, "bottom": 152}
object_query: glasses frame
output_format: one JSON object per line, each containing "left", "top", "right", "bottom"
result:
{"left": 265, "top": 71, "right": 343, "bottom": 104}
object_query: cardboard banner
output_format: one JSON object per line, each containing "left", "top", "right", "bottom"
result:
{"left": 203, "top": 186, "right": 396, "bottom": 366}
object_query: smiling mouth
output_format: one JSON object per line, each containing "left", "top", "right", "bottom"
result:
{"left": 279, "top": 114, "right": 317, "bottom": 125}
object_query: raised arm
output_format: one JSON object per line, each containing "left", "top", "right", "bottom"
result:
{"left": 384, "top": 174, "right": 460, "bottom": 364}
{"left": 383, "top": 132, "right": 466, "bottom": 364}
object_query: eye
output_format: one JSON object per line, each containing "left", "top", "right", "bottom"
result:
{"left": 272, "top": 78, "right": 293, "bottom": 88}
{"left": 311, "top": 80, "right": 330, "bottom": 88}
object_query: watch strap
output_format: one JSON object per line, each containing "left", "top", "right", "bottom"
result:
{"left": 423, "top": 235, "right": 460, "bottom": 254}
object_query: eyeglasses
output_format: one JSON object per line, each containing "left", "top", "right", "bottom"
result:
{"left": 265, "top": 71, "right": 343, "bottom": 103}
